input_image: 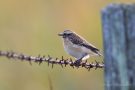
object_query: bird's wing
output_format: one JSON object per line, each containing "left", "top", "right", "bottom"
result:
{"left": 69, "top": 33, "right": 101, "bottom": 56}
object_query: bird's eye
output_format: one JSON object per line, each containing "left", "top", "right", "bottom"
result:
{"left": 63, "top": 33, "right": 66, "bottom": 36}
{"left": 67, "top": 33, "right": 71, "bottom": 35}
{"left": 63, "top": 33, "right": 71, "bottom": 36}
{"left": 66, "top": 33, "right": 72, "bottom": 36}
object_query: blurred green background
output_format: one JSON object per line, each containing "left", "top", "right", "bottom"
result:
{"left": 0, "top": 0, "right": 134, "bottom": 90}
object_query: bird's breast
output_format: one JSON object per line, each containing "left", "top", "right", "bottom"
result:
{"left": 63, "top": 38, "right": 89, "bottom": 59}
{"left": 63, "top": 38, "right": 80, "bottom": 52}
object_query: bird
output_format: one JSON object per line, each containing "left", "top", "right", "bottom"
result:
{"left": 58, "top": 30, "right": 102, "bottom": 65}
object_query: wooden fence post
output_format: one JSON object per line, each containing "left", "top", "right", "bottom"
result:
{"left": 101, "top": 4, "right": 135, "bottom": 90}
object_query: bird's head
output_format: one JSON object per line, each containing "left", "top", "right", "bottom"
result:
{"left": 58, "top": 30, "right": 73, "bottom": 38}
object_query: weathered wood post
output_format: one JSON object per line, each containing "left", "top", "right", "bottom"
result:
{"left": 102, "top": 4, "right": 135, "bottom": 90}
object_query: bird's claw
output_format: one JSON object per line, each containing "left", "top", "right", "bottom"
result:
{"left": 74, "top": 60, "right": 81, "bottom": 67}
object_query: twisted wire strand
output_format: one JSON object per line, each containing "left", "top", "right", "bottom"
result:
{"left": 0, "top": 50, "right": 104, "bottom": 71}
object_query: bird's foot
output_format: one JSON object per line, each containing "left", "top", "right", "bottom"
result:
{"left": 74, "top": 60, "right": 82, "bottom": 67}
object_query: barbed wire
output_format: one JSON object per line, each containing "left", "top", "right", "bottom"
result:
{"left": 0, "top": 50, "right": 104, "bottom": 71}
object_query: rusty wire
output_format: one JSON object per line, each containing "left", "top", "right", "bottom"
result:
{"left": 0, "top": 50, "right": 104, "bottom": 71}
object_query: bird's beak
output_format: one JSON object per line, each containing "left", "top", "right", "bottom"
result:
{"left": 58, "top": 32, "right": 63, "bottom": 36}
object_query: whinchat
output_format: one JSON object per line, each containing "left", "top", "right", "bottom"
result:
{"left": 58, "top": 30, "right": 102, "bottom": 64}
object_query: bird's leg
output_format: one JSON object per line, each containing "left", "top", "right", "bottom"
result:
{"left": 74, "top": 53, "right": 88, "bottom": 66}
{"left": 74, "top": 58, "right": 82, "bottom": 67}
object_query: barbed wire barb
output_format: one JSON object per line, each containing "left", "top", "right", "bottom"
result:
{"left": 0, "top": 50, "right": 104, "bottom": 70}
